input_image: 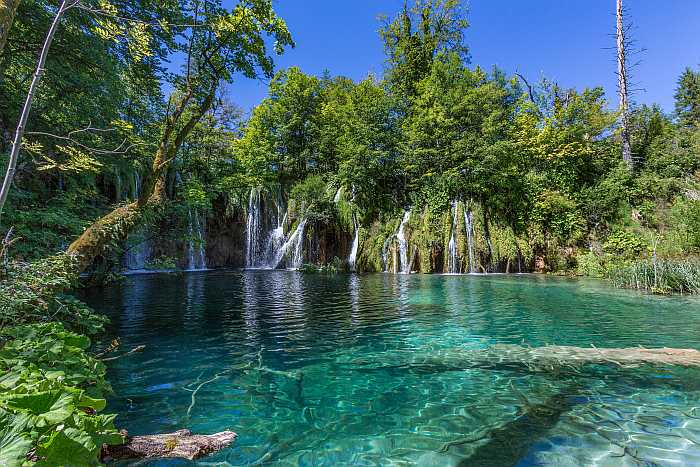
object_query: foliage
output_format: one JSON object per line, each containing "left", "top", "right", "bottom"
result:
{"left": 0, "top": 255, "right": 106, "bottom": 334}
{"left": 288, "top": 175, "right": 336, "bottom": 224}
{"left": 607, "top": 259, "right": 700, "bottom": 295}
{"left": 298, "top": 257, "right": 345, "bottom": 274}
{"left": 603, "top": 229, "right": 648, "bottom": 258}
{"left": 0, "top": 323, "right": 122, "bottom": 466}
{"left": 145, "top": 255, "right": 177, "bottom": 271}
{"left": 675, "top": 67, "right": 700, "bottom": 126}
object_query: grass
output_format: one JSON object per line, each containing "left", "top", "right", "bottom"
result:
{"left": 607, "top": 258, "right": 700, "bottom": 295}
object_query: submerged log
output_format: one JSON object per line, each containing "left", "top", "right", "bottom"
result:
{"left": 102, "top": 429, "right": 237, "bottom": 461}
{"left": 463, "top": 344, "right": 700, "bottom": 369}
{"left": 348, "top": 344, "right": 700, "bottom": 378}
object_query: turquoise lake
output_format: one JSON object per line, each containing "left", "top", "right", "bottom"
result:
{"left": 81, "top": 271, "right": 700, "bottom": 466}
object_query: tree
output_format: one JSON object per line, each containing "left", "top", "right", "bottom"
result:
{"left": 616, "top": 0, "right": 633, "bottom": 166}
{"left": 66, "top": 0, "right": 293, "bottom": 272}
{"left": 379, "top": 0, "right": 468, "bottom": 101}
{"left": 236, "top": 67, "right": 322, "bottom": 186}
{"left": 0, "top": 0, "right": 76, "bottom": 224}
{"left": 0, "top": 0, "right": 20, "bottom": 56}
{"left": 675, "top": 67, "right": 700, "bottom": 126}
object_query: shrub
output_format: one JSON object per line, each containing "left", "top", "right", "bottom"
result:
{"left": 0, "top": 255, "right": 106, "bottom": 334}
{"left": 603, "top": 230, "right": 648, "bottom": 258}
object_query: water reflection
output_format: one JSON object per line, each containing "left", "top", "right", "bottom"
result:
{"left": 79, "top": 271, "right": 700, "bottom": 466}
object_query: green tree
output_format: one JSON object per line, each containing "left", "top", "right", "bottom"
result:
{"left": 675, "top": 67, "right": 700, "bottom": 126}
{"left": 379, "top": 0, "right": 468, "bottom": 101}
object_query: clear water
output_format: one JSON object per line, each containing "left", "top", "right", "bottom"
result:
{"left": 81, "top": 271, "right": 700, "bottom": 466}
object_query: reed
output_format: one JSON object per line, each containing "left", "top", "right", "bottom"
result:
{"left": 607, "top": 258, "right": 700, "bottom": 294}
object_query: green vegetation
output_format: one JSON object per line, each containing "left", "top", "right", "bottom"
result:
{"left": 0, "top": 322, "right": 121, "bottom": 466}
{"left": 0, "top": 256, "right": 117, "bottom": 466}
{"left": 607, "top": 259, "right": 700, "bottom": 295}
{"left": 0, "top": 0, "right": 699, "bottom": 463}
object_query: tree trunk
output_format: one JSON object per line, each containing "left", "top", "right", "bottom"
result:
{"left": 0, "top": 0, "right": 75, "bottom": 224}
{"left": 102, "top": 430, "right": 237, "bottom": 462}
{"left": 616, "top": 0, "right": 633, "bottom": 166}
{"left": 66, "top": 86, "right": 217, "bottom": 273}
{"left": 0, "top": 0, "right": 20, "bottom": 56}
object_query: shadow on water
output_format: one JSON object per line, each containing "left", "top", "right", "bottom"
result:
{"left": 455, "top": 385, "right": 582, "bottom": 467}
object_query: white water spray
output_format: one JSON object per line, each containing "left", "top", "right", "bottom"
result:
{"left": 396, "top": 210, "right": 411, "bottom": 274}
{"left": 463, "top": 208, "right": 476, "bottom": 273}
{"left": 186, "top": 209, "right": 207, "bottom": 271}
{"left": 446, "top": 201, "right": 459, "bottom": 273}
{"left": 245, "top": 188, "right": 263, "bottom": 268}
{"left": 348, "top": 215, "right": 359, "bottom": 271}
{"left": 274, "top": 219, "right": 307, "bottom": 269}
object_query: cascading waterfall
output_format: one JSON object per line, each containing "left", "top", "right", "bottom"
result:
{"left": 245, "top": 188, "right": 263, "bottom": 268}
{"left": 264, "top": 211, "right": 287, "bottom": 265}
{"left": 122, "top": 170, "right": 151, "bottom": 270}
{"left": 273, "top": 219, "right": 307, "bottom": 269}
{"left": 396, "top": 210, "right": 411, "bottom": 274}
{"left": 246, "top": 187, "right": 295, "bottom": 269}
{"left": 133, "top": 171, "right": 141, "bottom": 200}
{"left": 348, "top": 215, "right": 359, "bottom": 271}
{"left": 333, "top": 187, "right": 343, "bottom": 203}
{"left": 186, "top": 209, "right": 207, "bottom": 271}
{"left": 447, "top": 201, "right": 459, "bottom": 273}
{"left": 463, "top": 208, "right": 476, "bottom": 273}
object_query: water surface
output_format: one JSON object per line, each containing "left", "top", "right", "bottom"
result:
{"left": 82, "top": 271, "right": 700, "bottom": 466}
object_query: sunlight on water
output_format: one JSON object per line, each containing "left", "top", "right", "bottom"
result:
{"left": 81, "top": 271, "right": 700, "bottom": 466}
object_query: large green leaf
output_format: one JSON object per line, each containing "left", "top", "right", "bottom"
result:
{"left": 35, "top": 428, "right": 99, "bottom": 466}
{"left": 2, "top": 390, "right": 75, "bottom": 425}
{"left": 0, "top": 415, "right": 33, "bottom": 467}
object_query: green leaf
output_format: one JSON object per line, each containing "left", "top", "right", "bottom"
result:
{"left": 35, "top": 428, "right": 98, "bottom": 466}
{"left": 78, "top": 394, "right": 106, "bottom": 412}
{"left": 0, "top": 426, "right": 33, "bottom": 467}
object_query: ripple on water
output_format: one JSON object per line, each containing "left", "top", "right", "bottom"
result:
{"left": 78, "top": 270, "right": 700, "bottom": 465}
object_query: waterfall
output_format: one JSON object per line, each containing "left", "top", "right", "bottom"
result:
{"left": 133, "top": 171, "right": 141, "bottom": 199}
{"left": 246, "top": 187, "right": 293, "bottom": 269}
{"left": 124, "top": 229, "right": 151, "bottom": 271}
{"left": 186, "top": 209, "right": 207, "bottom": 271}
{"left": 396, "top": 210, "right": 411, "bottom": 274}
{"left": 273, "top": 219, "right": 307, "bottom": 269}
{"left": 463, "top": 208, "right": 476, "bottom": 273}
{"left": 245, "top": 188, "right": 263, "bottom": 268}
{"left": 264, "top": 211, "right": 287, "bottom": 265}
{"left": 348, "top": 215, "right": 359, "bottom": 271}
{"left": 446, "top": 201, "right": 459, "bottom": 273}
{"left": 381, "top": 236, "right": 392, "bottom": 273}
{"left": 333, "top": 187, "right": 343, "bottom": 203}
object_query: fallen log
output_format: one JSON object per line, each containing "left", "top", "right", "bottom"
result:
{"left": 346, "top": 344, "right": 700, "bottom": 377}
{"left": 463, "top": 344, "right": 700, "bottom": 369}
{"left": 101, "top": 429, "right": 237, "bottom": 461}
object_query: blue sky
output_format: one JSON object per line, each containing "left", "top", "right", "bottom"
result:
{"left": 228, "top": 0, "right": 700, "bottom": 114}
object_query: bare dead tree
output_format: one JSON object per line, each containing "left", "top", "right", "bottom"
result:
{"left": 0, "top": 0, "right": 78, "bottom": 224}
{"left": 616, "top": 0, "right": 633, "bottom": 166}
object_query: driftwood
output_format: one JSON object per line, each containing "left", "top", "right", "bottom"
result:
{"left": 102, "top": 429, "right": 237, "bottom": 461}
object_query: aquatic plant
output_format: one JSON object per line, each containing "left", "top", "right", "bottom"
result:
{"left": 607, "top": 258, "right": 700, "bottom": 294}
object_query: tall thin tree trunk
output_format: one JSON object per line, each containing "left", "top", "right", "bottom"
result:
{"left": 0, "top": 0, "right": 75, "bottom": 224}
{"left": 616, "top": 0, "right": 633, "bottom": 166}
{"left": 0, "top": 0, "right": 20, "bottom": 56}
